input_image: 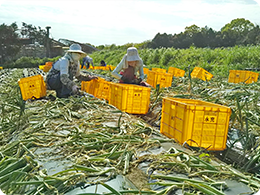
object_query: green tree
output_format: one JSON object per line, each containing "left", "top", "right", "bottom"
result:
{"left": 147, "top": 18, "right": 258, "bottom": 50}
{"left": 20, "top": 22, "right": 47, "bottom": 45}
{"left": 221, "top": 18, "right": 255, "bottom": 45}
{"left": 193, "top": 32, "right": 205, "bottom": 47}
{"left": 172, "top": 32, "right": 192, "bottom": 49}
{"left": 243, "top": 25, "right": 260, "bottom": 45}
{"left": 171, "top": 25, "right": 201, "bottom": 49}
{"left": 200, "top": 26, "right": 217, "bottom": 48}
{"left": 148, "top": 33, "right": 173, "bottom": 48}
{"left": 0, "top": 22, "right": 21, "bottom": 64}
{"left": 184, "top": 24, "right": 201, "bottom": 38}
{"left": 221, "top": 18, "right": 255, "bottom": 34}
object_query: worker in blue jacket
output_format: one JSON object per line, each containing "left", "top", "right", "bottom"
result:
{"left": 82, "top": 55, "right": 94, "bottom": 69}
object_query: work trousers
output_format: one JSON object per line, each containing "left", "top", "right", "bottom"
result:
{"left": 46, "top": 69, "right": 73, "bottom": 98}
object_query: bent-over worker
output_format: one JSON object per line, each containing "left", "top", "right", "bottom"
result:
{"left": 111, "top": 47, "right": 149, "bottom": 87}
{"left": 46, "top": 44, "right": 97, "bottom": 98}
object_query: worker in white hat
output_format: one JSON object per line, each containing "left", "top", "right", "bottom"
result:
{"left": 112, "top": 47, "right": 149, "bottom": 86}
{"left": 46, "top": 43, "right": 97, "bottom": 98}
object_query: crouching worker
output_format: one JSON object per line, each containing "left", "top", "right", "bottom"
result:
{"left": 46, "top": 44, "right": 97, "bottom": 98}
{"left": 82, "top": 55, "right": 94, "bottom": 69}
{"left": 100, "top": 60, "right": 106, "bottom": 66}
{"left": 111, "top": 47, "right": 150, "bottom": 87}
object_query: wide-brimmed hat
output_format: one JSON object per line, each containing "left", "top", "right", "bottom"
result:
{"left": 67, "top": 44, "right": 86, "bottom": 57}
{"left": 126, "top": 47, "right": 141, "bottom": 61}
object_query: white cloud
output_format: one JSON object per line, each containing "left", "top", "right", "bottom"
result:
{"left": 0, "top": 0, "right": 260, "bottom": 45}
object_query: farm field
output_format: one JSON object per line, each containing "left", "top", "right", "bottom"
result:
{"left": 1, "top": 63, "right": 260, "bottom": 195}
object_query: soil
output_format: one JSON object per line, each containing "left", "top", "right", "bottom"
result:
{"left": 126, "top": 167, "right": 151, "bottom": 190}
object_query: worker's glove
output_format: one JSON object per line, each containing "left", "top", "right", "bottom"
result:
{"left": 80, "top": 75, "right": 98, "bottom": 81}
{"left": 88, "top": 75, "right": 98, "bottom": 81}
{"left": 121, "top": 76, "right": 132, "bottom": 84}
{"left": 72, "top": 85, "right": 79, "bottom": 94}
{"left": 132, "top": 78, "right": 142, "bottom": 85}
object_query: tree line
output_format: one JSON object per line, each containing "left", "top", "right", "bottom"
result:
{"left": 146, "top": 18, "right": 260, "bottom": 49}
{"left": 0, "top": 18, "right": 259, "bottom": 65}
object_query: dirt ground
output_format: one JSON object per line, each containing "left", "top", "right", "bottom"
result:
{"left": 126, "top": 167, "right": 151, "bottom": 190}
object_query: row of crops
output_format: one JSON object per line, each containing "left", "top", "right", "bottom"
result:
{"left": 1, "top": 45, "right": 260, "bottom": 194}
{"left": 90, "top": 45, "right": 260, "bottom": 78}
{"left": 0, "top": 66, "right": 260, "bottom": 194}
{"left": 2, "top": 45, "right": 260, "bottom": 74}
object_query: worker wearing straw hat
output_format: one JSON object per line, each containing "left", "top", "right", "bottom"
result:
{"left": 112, "top": 47, "right": 149, "bottom": 86}
{"left": 46, "top": 44, "right": 97, "bottom": 98}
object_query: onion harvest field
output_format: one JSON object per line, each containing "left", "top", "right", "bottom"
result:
{"left": 1, "top": 46, "right": 260, "bottom": 194}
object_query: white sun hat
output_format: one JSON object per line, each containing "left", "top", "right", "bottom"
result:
{"left": 67, "top": 44, "right": 86, "bottom": 57}
{"left": 126, "top": 47, "right": 141, "bottom": 61}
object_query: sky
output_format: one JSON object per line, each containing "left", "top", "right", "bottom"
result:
{"left": 0, "top": 0, "right": 260, "bottom": 46}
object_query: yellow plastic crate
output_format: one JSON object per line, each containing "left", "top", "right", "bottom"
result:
{"left": 95, "top": 80, "right": 111, "bottom": 101}
{"left": 147, "top": 71, "right": 173, "bottom": 88}
{"left": 81, "top": 77, "right": 111, "bottom": 100}
{"left": 18, "top": 75, "right": 46, "bottom": 100}
{"left": 250, "top": 72, "right": 259, "bottom": 83}
{"left": 39, "top": 65, "right": 45, "bottom": 70}
{"left": 168, "top": 67, "right": 185, "bottom": 77}
{"left": 107, "top": 65, "right": 116, "bottom": 71}
{"left": 43, "top": 65, "right": 52, "bottom": 72}
{"left": 45, "top": 62, "right": 53, "bottom": 66}
{"left": 81, "top": 65, "right": 94, "bottom": 69}
{"left": 109, "top": 83, "right": 151, "bottom": 114}
{"left": 228, "top": 70, "right": 259, "bottom": 84}
{"left": 81, "top": 78, "right": 102, "bottom": 97}
{"left": 151, "top": 68, "right": 167, "bottom": 73}
{"left": 94, "top": 66, "right": 110, "bottom": 70}
{"left": 191, "top": 67, "right": 213, "bottom": 81}
{"left": 81, "top": 80, "right": 90, "bottom": 92}
{"left": 160, "top": 98, "right": 231, "bottom": 151}
{"left": 143, "top": 68, "right": 149, "bottom": 75}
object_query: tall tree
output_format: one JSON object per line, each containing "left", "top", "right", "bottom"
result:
{"left": 200, "top": 26, "right": 217, "bottom": 48}
{"left": 184, "top": 24, "right": 201, "bottom": 38}
{"left": 148, "top": 33, "right": 173, "bottom": 48}
{"left": 243, "top": 25, "right": 260, "bottom": 45}
{"left": 20, "top": 22, "right": 47, "bottom": 45}
{"left": 171, "top": 32, "right": 192, "bottom": 49}
{"left": 0, "top": 23, "right": 21, "bottom": 63}
{"left": 193, "top": 32, "right": 205, "bottom": 48}
{"left": 221, "top": 18, "right": 255, "bottom": 45}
